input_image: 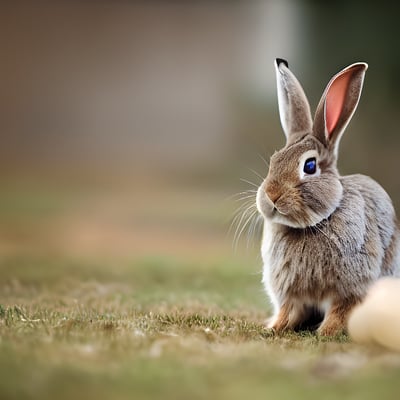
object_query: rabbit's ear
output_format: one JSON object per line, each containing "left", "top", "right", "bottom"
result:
{"left": 313, "top": 63, "right": 368, "bottom": 155}
{"left": 275, "top": 58, "right": 313, "bottom": 142}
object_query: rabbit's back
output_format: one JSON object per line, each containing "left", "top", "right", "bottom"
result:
{"left": 341, "top": 174, "right": 400, "bottom": 277}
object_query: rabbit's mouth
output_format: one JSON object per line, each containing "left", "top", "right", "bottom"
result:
{"left": 260, "top": 203, "right": 299, "bottom": 227}
{"left": 257, "top": 186, "right": 289, "bottom": 220}
{"left": 273, "top": 203, "right": 290, "bottom": 216}
{"left": 269, "top": 205, "right": 290, "bottom": 219}
{"left": 270, "top": 202, "right": 300, "bottom": 226}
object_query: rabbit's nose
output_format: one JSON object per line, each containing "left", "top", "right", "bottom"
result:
{"left": 265, "top": 187, "right": 281, "bottom": 204}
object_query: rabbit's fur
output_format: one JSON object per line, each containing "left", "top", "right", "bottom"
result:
{"left": 256, "top": 59, "right": 400, "bottom": 335}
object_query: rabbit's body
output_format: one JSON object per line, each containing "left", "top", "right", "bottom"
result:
{"left": 261, "top": 174, "right": 400, "bottom": 334}
{"left": 257, "top": 59, "right": 400, "bottom": 335}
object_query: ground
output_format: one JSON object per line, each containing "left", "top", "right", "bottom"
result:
{"left": 0, "top": 179, "right": 399, "bottom": 400}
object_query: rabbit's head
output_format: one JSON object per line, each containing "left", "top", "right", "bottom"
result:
{"left": 257, "top": 59, "right": 367, "bottom": 228}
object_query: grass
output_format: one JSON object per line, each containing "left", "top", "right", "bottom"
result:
{"left": 1, "top": 181, "right": 400, "bottom": 400}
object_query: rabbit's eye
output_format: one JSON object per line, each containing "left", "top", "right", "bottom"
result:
{"left": 303, "top": 157, "right": 317, "bottom": 175}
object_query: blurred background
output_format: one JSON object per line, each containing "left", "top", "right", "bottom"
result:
{"left": 1, "top": 0, "right": 400, "bottom": 264}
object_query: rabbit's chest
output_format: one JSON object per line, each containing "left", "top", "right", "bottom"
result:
{"left": 261, "top": 223, "right": 339, "bottom": 299}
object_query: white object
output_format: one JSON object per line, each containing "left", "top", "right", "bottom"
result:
{"left": 348, "top": 278, "right": 400, "bottom": 351}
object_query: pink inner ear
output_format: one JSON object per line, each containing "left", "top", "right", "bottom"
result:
{"left": 325, "top": 71, "right": 352, "bottom": 136}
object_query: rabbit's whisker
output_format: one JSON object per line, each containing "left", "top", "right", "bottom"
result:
{"left": 234, "top": 209, "right": 258, "bottom": 250}
{"left": 229, "top": 199, "right": 256, "bottom": 236}
{"left": 240, "top": 178, "right": 260, "bottom": 189}
{"left": 226, "top": 190, "right": 257, "bottom": 201}
{"left": 247, "top": 167, "right": 265, "bottom": 183}
{"left": 258, "top": 153, "right": 270, "bottom": 168}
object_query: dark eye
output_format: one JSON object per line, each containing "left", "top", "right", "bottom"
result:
{"left": 303, "top": 157, "right": 317, "bottom": 175}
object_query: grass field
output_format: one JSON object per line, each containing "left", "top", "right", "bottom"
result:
{"left": 1, "top": 179, "right": 400, "bottom": 400}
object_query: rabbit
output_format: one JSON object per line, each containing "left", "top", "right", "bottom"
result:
{"left": 256, "top": 58, "right": 400, "bottom": 336}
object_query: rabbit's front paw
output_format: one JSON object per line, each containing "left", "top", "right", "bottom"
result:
{"left": 317, "top": 321, "right": 345, "bottom": 336}
{"left": 266, "top": 303, "right": 303, "bottom": 333}
{"left": 318, "top": 302, "right": 355, "bottom": 336}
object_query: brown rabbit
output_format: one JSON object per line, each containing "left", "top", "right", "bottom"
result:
{"left": 256, "top": 59, "right": 400, "bottom": 336}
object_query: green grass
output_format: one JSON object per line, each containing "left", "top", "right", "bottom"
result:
{"left": 1, "top": 183, "right": 400, "bottom": 400}
{"left": 1, "top": 255, "right": 400, "bottom": 400}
